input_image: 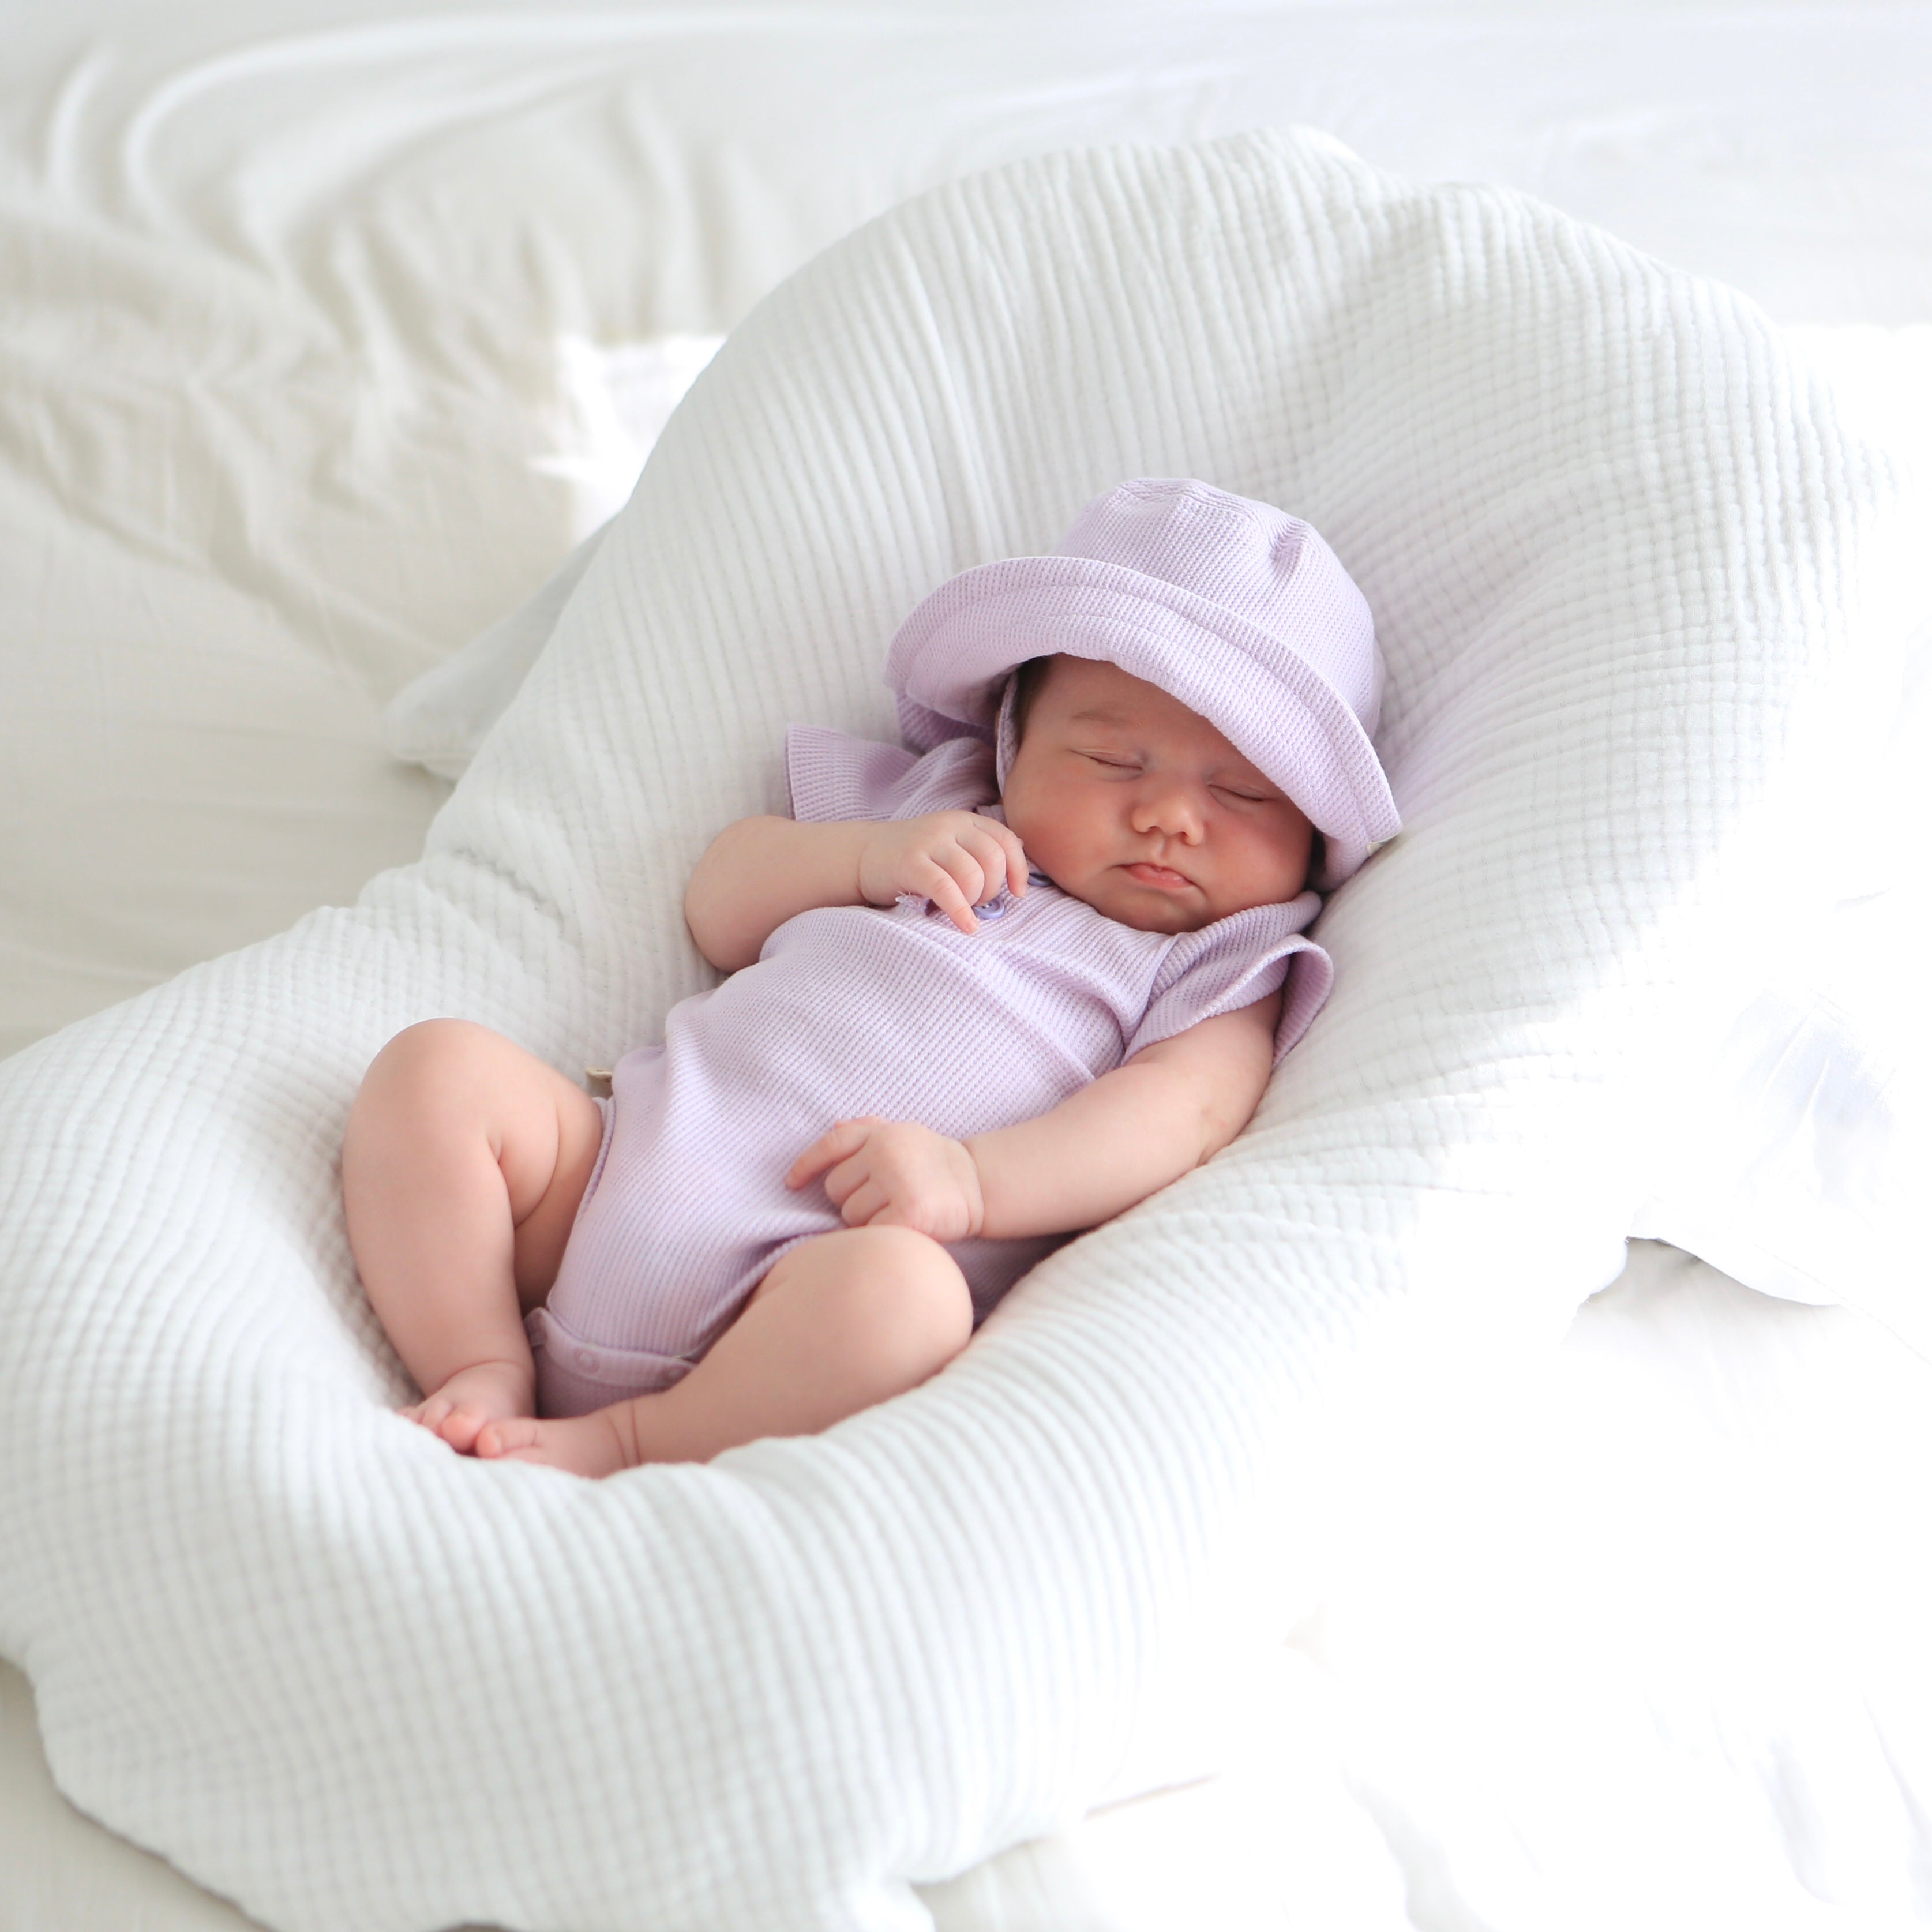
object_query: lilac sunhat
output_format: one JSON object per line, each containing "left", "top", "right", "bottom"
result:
{"left": 883, "top": 478, "right": 1401, "bottom": 888}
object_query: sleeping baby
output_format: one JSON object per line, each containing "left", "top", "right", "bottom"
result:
{"left": 342, "top": 477, "right": 1401, "bottom": 1477}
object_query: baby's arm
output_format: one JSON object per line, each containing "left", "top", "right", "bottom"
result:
{"left": 970, "top": 988, "right": 1282, "bottom": 1236}
{"left": 787, "top": 988, "right": 1282, "bottom": 1239}
{"left": 685, "top": 812, "right": 1028, "bottom": 972}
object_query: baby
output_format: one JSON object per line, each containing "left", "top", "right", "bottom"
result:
{"left": 342, "top": 478, "right": 1400, "bottom": 1477}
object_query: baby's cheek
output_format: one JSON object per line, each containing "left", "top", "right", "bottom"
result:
{"left": 1010, "top": 820, "right": 1085, "bottom": 888}
{"left": 1250, "top": 815, "right": 1315, "bottom": 892}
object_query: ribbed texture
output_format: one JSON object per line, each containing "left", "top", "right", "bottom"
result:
{"left": 0, "top": 129, "right": 1912, "bottom": 1932}
{"left": 532, "top": 727, "right": 1322, "bottom": 1417}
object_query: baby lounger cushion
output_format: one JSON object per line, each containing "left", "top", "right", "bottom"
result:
{"left": 0, "top": 130, "right": 1916, "bottom": 1931}
{"left": 391, "top": 501, "right": 1932, "bottom": 1363}
{"left": 1629, "top": 623, "right": 1932, "bottom": 1355}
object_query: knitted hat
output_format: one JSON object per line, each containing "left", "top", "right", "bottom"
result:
{"left": 884, "top": 478, "right": 1400, "bottom": 887}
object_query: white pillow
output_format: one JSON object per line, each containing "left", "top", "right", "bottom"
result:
{"left": 381, "top": 523, "right": 610, "bottom": 780}
{"left": 0, "top": 131, "right": 1914, "bottom": 1931}
{"left": 382, "top": 335, "right": 724, "bottom": 779}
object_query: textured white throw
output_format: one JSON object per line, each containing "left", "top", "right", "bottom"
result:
{"left": 0, "top": 131, "right": 1914, "bottom": 1931}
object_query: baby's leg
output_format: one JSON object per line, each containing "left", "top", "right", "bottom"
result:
{"left": 343, "top": 1019, "right": 605, "bottom": 1452}
{"left": 477, "top": 1225, "right": 973, "bottom": 1476}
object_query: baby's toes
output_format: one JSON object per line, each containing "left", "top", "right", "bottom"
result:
{"left": 475, "top": 1416, "right": 543, "bottom": 1461}
{"left": 433, "top": 1404, "right": 496, "bottom": 1455}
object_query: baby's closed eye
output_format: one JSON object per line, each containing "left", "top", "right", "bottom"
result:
{"left": 1085, "top": 751, "right": 1273, "bottom": 804}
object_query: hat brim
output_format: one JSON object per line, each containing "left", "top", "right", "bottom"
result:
{"left": 886, "top": 554, "right": 1400, "bottom": 886}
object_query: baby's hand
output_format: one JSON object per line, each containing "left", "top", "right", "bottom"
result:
{"left": 857, "top": 812, "right": 1027, "bottom": 935}
{"left": 786, "top": 1117, "right": 986, "bottom": 1242}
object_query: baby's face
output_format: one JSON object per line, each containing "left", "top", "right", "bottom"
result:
{"left": 999, "top": 656, "right": 1315, "bottom": 932}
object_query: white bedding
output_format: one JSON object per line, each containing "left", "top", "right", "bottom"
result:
{"left": 2, "top": 119, "right": 1917, "bottom": 1929}
{"left": 7, "top": 0, "right": 1932, "bottom": 1064}
{"left": 3, "top": 5, "right": 1930, "bottom": 1930}
{"left": 9, "top": 1241, "right": 1925, "bottom": 1932}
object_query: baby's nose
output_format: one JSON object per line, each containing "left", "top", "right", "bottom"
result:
{"left": 1131, "top": 780, "right": 1206, "bottom": 838}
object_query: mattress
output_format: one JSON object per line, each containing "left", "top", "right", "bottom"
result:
{"left": 3, "top": 3, "right": 1929, "bottom": 1928}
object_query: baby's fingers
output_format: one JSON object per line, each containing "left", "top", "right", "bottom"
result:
{"left": 931, "top": 828, "right": 1023, "bottom": 931}
{"left": 835, "top": 1179, "right": 891, "bottom": 1226}
{"left": 916, "top": 859, "right": 981, "bottom": 935}
{"left": 971, "top": 819, "right": 1029, "bottom": 897}
{"left": 786, "top": 1116, "right": 881, "bottom": 1190}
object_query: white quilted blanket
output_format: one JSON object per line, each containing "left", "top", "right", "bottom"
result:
{"left": 0, "top": 130, "right": 1914, "bottom": 1931}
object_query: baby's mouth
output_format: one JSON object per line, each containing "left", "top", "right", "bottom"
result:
{"left": 1124, "top": 861, "right": 1192, "bottom": 891}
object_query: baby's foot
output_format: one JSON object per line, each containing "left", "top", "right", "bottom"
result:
{"left": 474, "top": 1406, "right": 635, "bottom": 1479}
{"left": 404, "top": 1359, "right": 534, "bottom": 1455}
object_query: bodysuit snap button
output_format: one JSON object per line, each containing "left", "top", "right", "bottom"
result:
{"left": 575, "top": 1348, "right": 598, "bottom": 1371}
{"left": 978, "top": 898, "right": 1006, "bottom": 921}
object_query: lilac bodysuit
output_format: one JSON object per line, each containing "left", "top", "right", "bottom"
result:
{"left": 526, "top": 724, "right": 1334, "bottom": 1417}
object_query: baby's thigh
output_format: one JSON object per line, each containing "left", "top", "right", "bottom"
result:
{"left": 347, "top": 1019, "right": 604, "bottom": 1297}
{"left": 751, "top": 1225, "right": 974, "bottom": 1365}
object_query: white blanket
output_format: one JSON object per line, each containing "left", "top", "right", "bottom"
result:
{"left": 0, "top": 130, "right": 1915, "bottom": 1931}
